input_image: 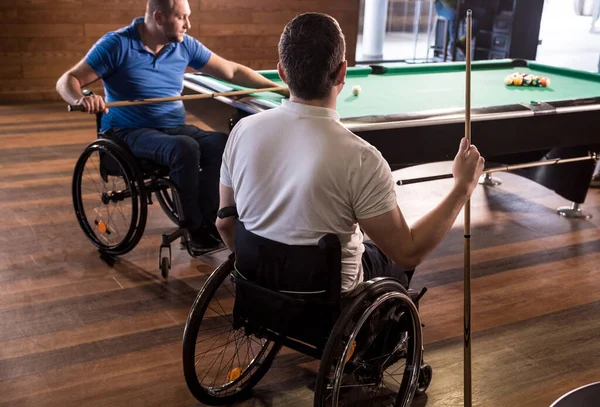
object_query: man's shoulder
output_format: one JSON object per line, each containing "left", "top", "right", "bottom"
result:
{"left": 95, "top": 27, "right": 130, "bottom": 48}
{"left": 236, "top": 106, "right": 285, "bottom": 127}
{"left": 95, "top": 19, "right": 138, "bottom": 48}
{"left": 181, "top": 34, "right": 212, "bottom": 51}
{"left": 236, "top": 106, "right": 370, "bottom": 147}
{"left": 181, "top": 34, "right": 199, "bottom": 46}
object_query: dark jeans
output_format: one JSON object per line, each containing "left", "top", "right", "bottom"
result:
{"left": 362, "top": 241, "right": 413, "bottom": 289}
{"left": 111, "top": 125, "right": 227, "bottom": 230}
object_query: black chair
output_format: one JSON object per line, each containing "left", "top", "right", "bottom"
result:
{"left": 182, "top": 209, "right": 432, "bottom": 406}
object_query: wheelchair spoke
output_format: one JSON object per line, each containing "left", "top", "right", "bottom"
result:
{"left": 195, "top": 324, "right": 273, "bottom": 395}
{"left": 76, "top": 149, "right": 138, "bottom": 251}
{"left": 232, "top": 333, "right": 246, "bottom": 388}
{"left": 247, "top": 335, "right": 267, "bottom": 349}
{"left": 209, "top": 332, "right": 238, "bottom": 390}
{"left": 84, "top": 152, "right": 105, "bottom": 192}
{"left": 383, "top": 369, "right": 404, "bottom": 388}
{"left": 384, "top": 360, "right": 407, "bottom": 377}
{"left": 198, "top": 328, "right": 237, "bottom": 384}
{"left": 194, "top": 328, "right": 233, "bottom": 360}
{"left": 82, "top": 154, "right": 107, "bottom": 224}
{"left": 114, "top": 197, "right": 132, "bottom": 230}
{"left": 104, "top": 204, "right": 122, "bottom": 244}
{"left": 195, "top": 329, "right": 241, "bottom": 360}
{"left": 216, "top": 332, "right": 256, "bottom": 392}
{"left": 214, "top": 284, "right": 236, "bottom": 315}
{"left": 206, "top": 302, "right": 233, "bottom": 326}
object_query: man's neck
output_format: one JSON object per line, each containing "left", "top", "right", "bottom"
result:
{"left": 139, "top": 19, "right": 168, "bottom": 55}
{"left": 289, "top": 94, "right": 337, "bottom": 110}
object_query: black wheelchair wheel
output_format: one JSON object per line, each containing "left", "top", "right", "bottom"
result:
{"left": 72, "top": 140, "right": 147, "bottom": 256}
{"left": 182, "top": 258, "right": 282, "bottom": 405}
{"left": 416, "top": 363, "right": 432, "bottom": 395}
{"left": 314, "top": 279, "right": 423, "bottom": 407}
{"left": 155, "top": 188, "right": 179, "bottom": 225}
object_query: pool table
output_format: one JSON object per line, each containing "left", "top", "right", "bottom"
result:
{"left": 183, "top": 59, "right": 600, "bottom": 208}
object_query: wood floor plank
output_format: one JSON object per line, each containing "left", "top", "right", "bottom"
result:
{"left": 420, "top": 250, "right": 600, "bottom": 344}
{"left": 418, "top": 300, "right": 600, "bottom": 407}
{"left": 0, "top": 309, "right": 180, "bottom": 360}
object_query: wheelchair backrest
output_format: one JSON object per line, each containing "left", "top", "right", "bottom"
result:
{"left": 234, "top": 221, "right": 342, "bottom": 302}
{"left": 232, "top": 221, "right": 343, "bottom": 348}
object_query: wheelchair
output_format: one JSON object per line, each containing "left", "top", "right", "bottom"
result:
{"left": 71, "top": 92, "right": 195, "bottom": 278}
{"left": 182, "top": 211, "right": 432, "bottom": 406}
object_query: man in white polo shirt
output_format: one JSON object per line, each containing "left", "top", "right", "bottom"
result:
{"left": 217, "top": 13, "right": 484, "bottom": 293}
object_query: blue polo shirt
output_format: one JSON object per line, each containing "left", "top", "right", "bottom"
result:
{"left": 85, "top": 17, "right": 212, "bottom": 132}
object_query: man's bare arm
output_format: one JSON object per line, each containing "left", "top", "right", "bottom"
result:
{"left": 201, "top": 54, "right": 289, "bottom": 97}
{"left": 359, "top": 138, "right": 484, "bottom": 270}
{"left": 56, "top": 59, "right": 107, "bottom": 113}
{"left": 216, "top": 183, "right": 237, "bottom": 252}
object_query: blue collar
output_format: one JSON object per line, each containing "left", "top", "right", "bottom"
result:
{"left": 129, "top": 17, "right": 174, "bottom": 53}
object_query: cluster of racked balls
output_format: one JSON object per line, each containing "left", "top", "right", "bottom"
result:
{"left": 504, "top": 72, "right": 550, "bottom": 87}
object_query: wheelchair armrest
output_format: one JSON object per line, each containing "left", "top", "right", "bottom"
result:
{"left": 217, "top": 206, "right": 238, "bottom": 219}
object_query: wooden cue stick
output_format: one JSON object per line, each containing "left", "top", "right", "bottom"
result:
{"left": 67, "top": 86, "right": 288, "bottom": 112}
{"left": 464, "top": 8, "right": 473, "bottom": 407}
{"left": 395, "top": 154, "right": 596, "bottom": 186}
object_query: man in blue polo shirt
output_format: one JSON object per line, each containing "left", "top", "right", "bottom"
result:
{"left": 56, "top": 0, "right": 286, "bottom": 255}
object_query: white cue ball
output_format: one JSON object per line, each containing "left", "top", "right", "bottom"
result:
{"left": 352, "top": 85, "right": 361, "bottom": 96}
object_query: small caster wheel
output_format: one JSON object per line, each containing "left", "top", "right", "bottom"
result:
{"left": 160, "top": 257, "right": 170, "bottom": 279}
{"left": 416, "top": 363, "right": 432, "bottom": 395}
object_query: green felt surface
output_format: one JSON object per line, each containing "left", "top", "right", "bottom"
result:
{"left": 198, "top": 60, "right": 600, "bottom": 119}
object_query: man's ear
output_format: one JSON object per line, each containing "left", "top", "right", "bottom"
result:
{"left": 277, "top": 62, "right": 288, "bottom": 84}
{"left": 154, "top": 10, "right": 165, "bottom": 26}
{"left": 334, "top": 60, "right": 348, "bottom": 86}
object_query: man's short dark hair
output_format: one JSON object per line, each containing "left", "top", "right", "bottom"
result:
{"left": 278, "top": 13, "right": 346, "bottom": 100}
{"left": 147, "top": 0, "right": 174, "bottom": 16}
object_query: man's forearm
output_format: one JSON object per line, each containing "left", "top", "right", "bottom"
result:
{"left": 231, "top": 64, "right": 281, "bottom": 89}
{"left": 409, "top": 186, "right": 470, "bottom": 262}
{"left": 216, "top": 218, "right": 236, "bottom": 253}
{"left": 56, "top": 73, "right": 84, "bottom": 105}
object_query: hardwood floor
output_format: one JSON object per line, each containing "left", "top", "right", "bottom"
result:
{"left": 1, "top": 100, "right": 599, "bottom": 406}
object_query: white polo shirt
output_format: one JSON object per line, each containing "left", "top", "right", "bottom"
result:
{"left": 220, "top": 99, "right": 398, "bottom": 292}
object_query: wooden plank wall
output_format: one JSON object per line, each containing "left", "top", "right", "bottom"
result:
{"left": 0, "top": 0, "right": 360, "bottom": 103}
